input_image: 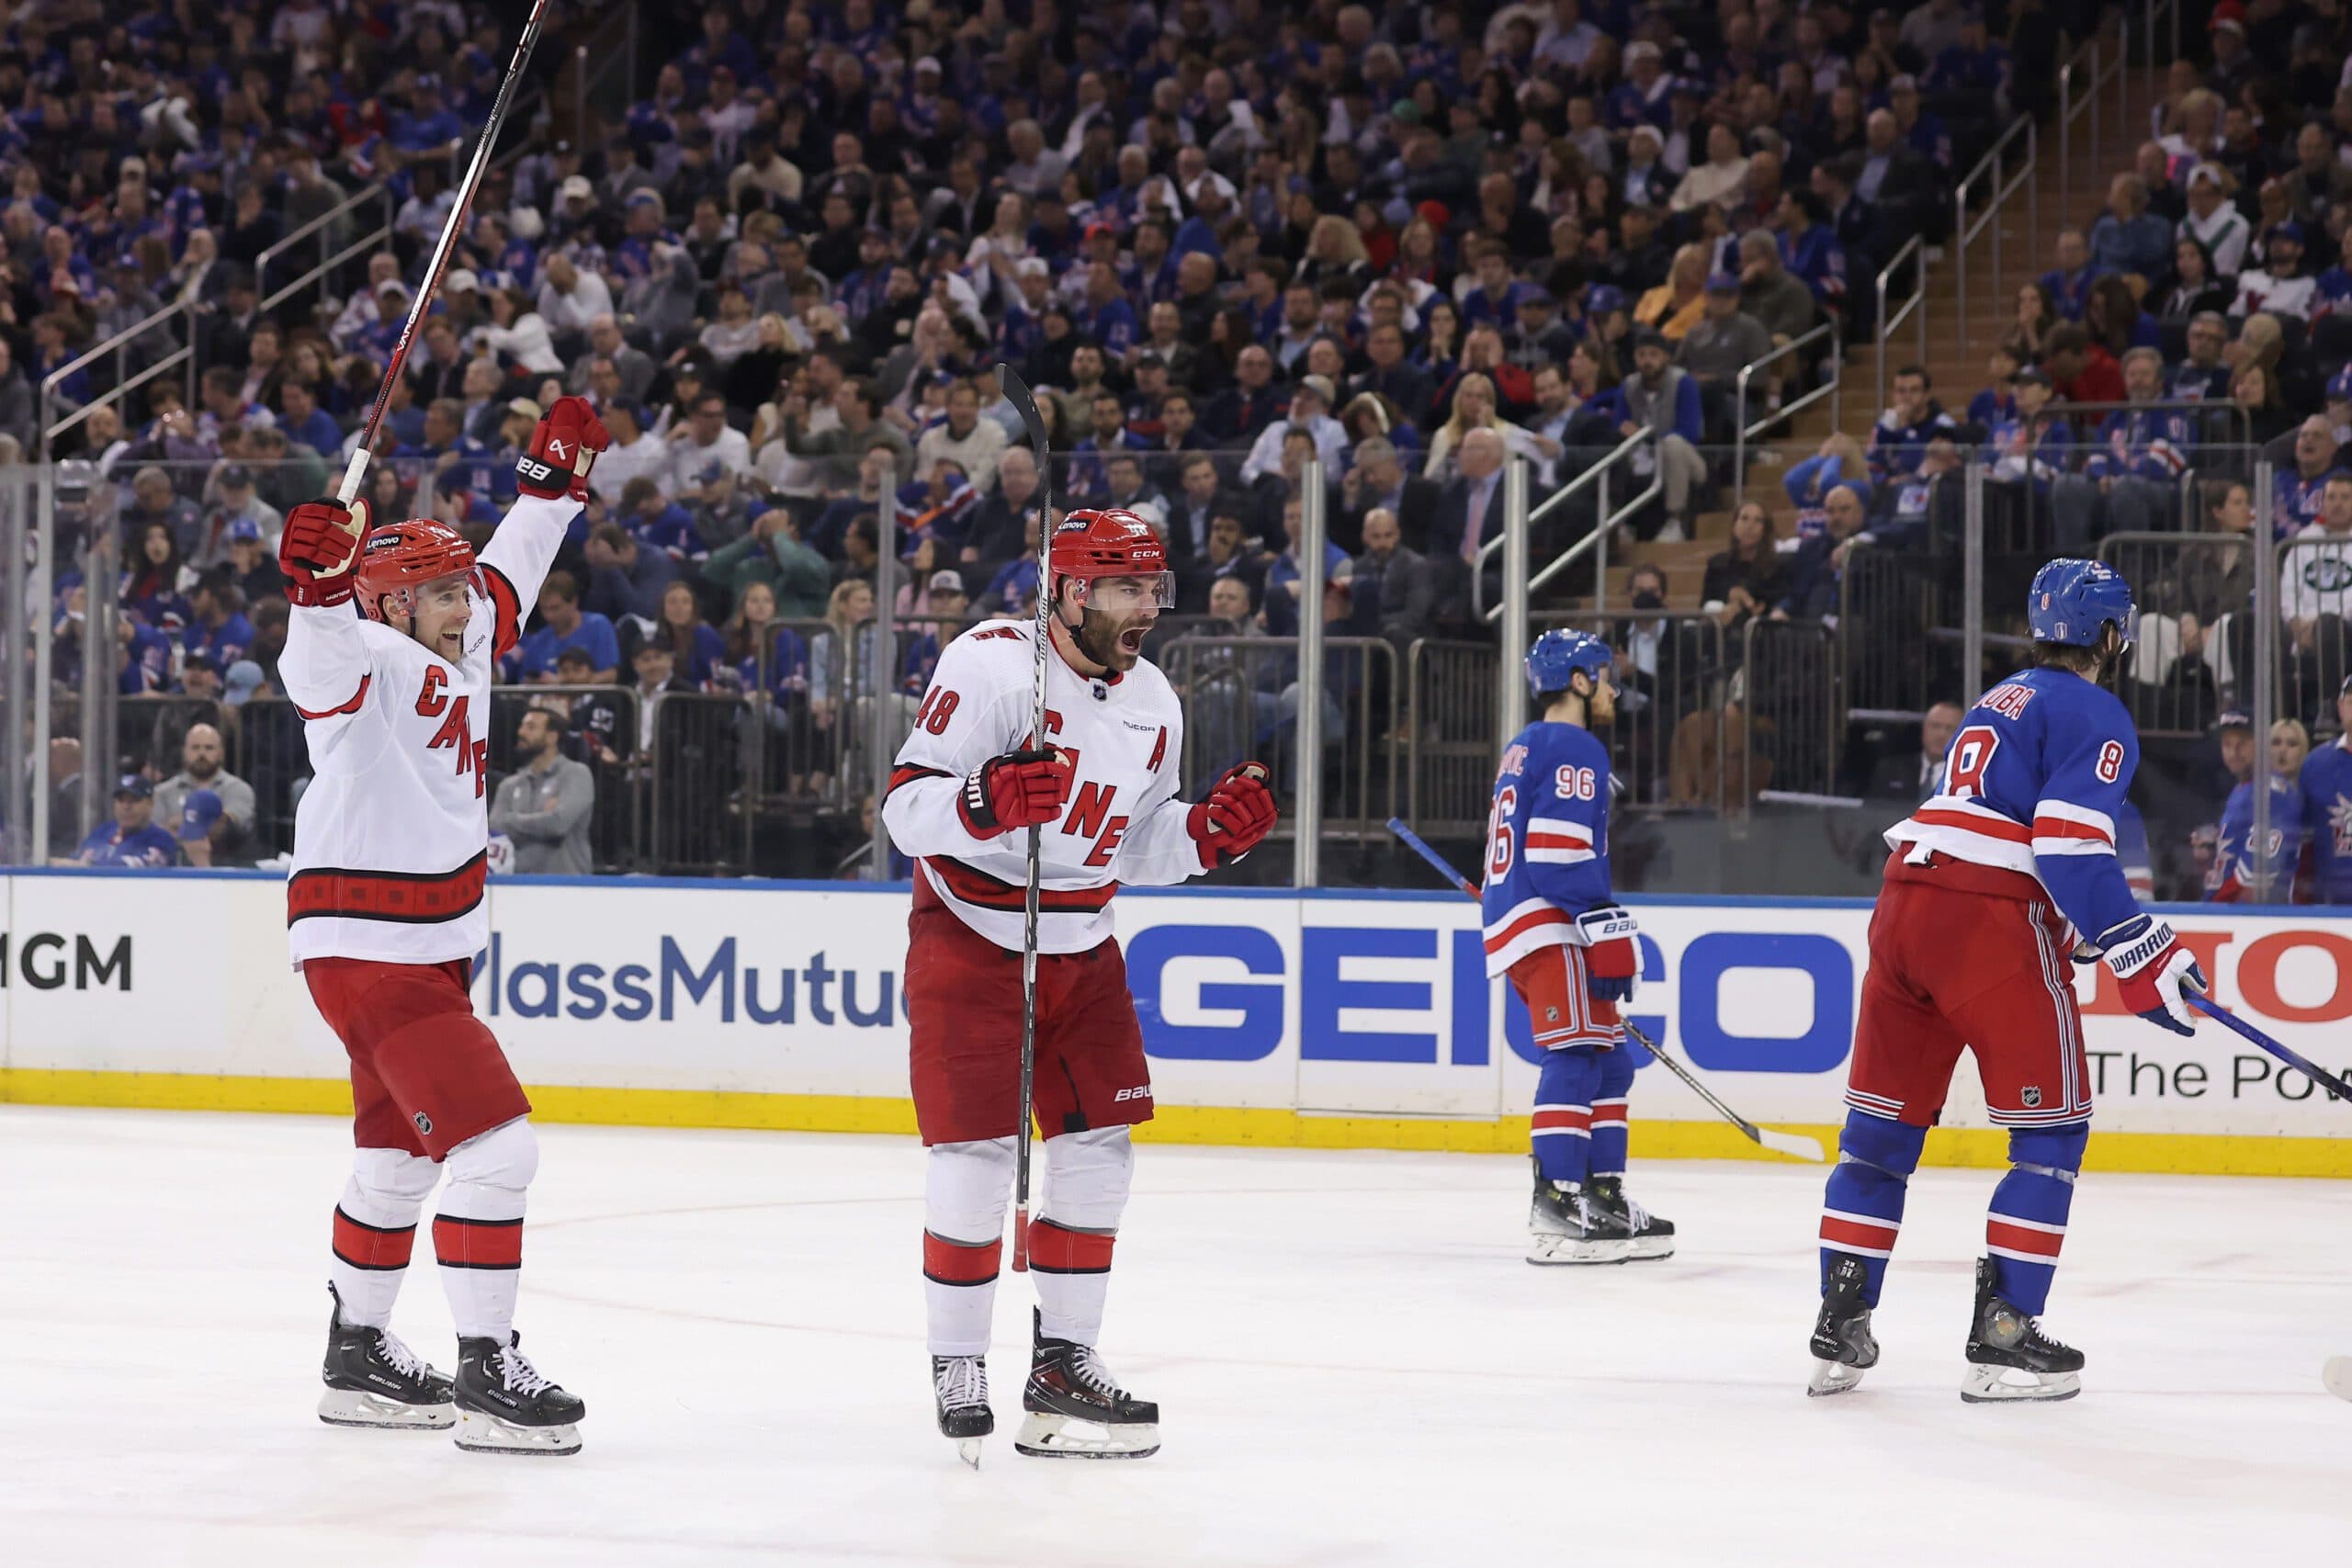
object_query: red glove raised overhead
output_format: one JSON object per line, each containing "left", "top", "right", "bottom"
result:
{"left": 515, "top": 394, "right": 611, "bottom": 502}
{"left": 1187, "top": 761, "right": 1277, "bottom": 867}
{"left": 959, "top": 748, "right": 1073, "bottom": 838}
{"left": 278, "top": 496, "right": 370, "bottom": 607}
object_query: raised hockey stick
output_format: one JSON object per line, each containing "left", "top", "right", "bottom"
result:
{"left": 1384, "top": 817, "right": 1826, "bottom": 1162}
{"left": 2187, "top": 994, "right": 2352, "bottom": 1101}
{"left": 995, "top": 363, "right": 1054, "bottom": 1273}
{"left": 334, "top": 0, "right": 554, "bottom": 507}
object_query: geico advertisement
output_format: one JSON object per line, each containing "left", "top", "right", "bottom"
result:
{"left": 4, "top": 873, "right": 2350, "bottom": 1135}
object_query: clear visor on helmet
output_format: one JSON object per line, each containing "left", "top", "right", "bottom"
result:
{"left": 1070, "top": 571, "right": 1175, "bottom": 611}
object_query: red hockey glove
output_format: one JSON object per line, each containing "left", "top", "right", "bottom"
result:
{"left": 516, "top": 394, "right": 611, "bottom": 502}
{"left": 1575, "top": 905, "right": 1640, "bottom": 1003}
{"left": 959, "top": 748, "right": 1073, "bottom": 838}
{"left": 279, "top": 496, "right": 370, "bottom": 607}
{"left": 1187, "top": 761, "right": 1277, "bottom": 867}
{"left": 2098, "top": 914, "right": 2206, "bottom": 1036}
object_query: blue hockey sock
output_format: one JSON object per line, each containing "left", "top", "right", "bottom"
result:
{"left": 1819, "top": 1111, "right": 1925, "bottom": 1306}
{"left": 1589, "top": 1045, "right": 1636, "bottom": 1177}
{"left": 1531, "top": 1047, "right": 1603, "bottom": 1187}
{"left": 1984, "top": 1123, "right": 2086, "bottom": 1317}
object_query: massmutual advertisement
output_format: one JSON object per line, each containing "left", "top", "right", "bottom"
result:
{"left": 2, "top": 871, "right": 2346, "bottom": 1174}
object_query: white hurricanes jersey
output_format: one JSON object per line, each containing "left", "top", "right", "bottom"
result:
{"left": 883, "top": 616, "right": 1209, "bottom": 953}
{"left": 281, "top": 493, "right": 577, "bottom": 968}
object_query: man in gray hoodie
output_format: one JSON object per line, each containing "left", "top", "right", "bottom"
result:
{"left": 491, "top": 709, "right": 596, "bottom": 874}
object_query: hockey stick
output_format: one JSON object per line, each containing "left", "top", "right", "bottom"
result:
{"left": 1384, "top": 817, "right": 1826, "bottom": 1162}
{"left": 995, "top": 363, "right": 1054, "bottom": 1273}
{"left": 334, "top": 0, "right": 554, "bottom": 507}
{"left": 2187, "top": 994, "right": 2352, "bottom": 1101}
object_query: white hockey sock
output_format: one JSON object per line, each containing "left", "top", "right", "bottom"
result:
{"left": 330, "top": 1147, "right": 441, "bottom": 1329}
{"left": 1034, "top": 1127, "right": 1133, "bottom": 1348}
{"left": 432, "top": 1118, "right": 537, "bottom": 1342}
{"left": 924, "top": 1138, "right": 1015, "bottom": 1358}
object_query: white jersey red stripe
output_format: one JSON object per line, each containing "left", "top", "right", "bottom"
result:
{"left": 282, "top": 493, "right": 574, "bottom": 968}
{"left": 882, "top": 619, "right": 1215, "bottom": 954}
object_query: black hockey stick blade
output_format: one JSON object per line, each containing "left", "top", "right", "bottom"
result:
{"left": 994, "top": 364, "right": 1052, "bottom": 472}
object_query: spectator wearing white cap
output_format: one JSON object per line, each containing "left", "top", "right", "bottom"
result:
{"left": 2177, "top": 164, "right": 2249, "bottom": 276}
{"left": 1240, "top": 375, "right": 1347, "bottom": 485}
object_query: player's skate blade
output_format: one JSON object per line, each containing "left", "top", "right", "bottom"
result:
{"left": 1588, "top": 1176, "right": 1676, "bottom": 1261}
{"left": 933, "top": 1354, "right": 993, "bottom": 1469}
{"left": 453, "top": 1333, "right": 584, "bottom": 1456}
{"left": 2323, "top": 1357, "right": 2352, "bottom": 1402}
{"left": 1959, "top": 1258, "right": 2083, "bottom": 1404}
{"left": 1527, "top": 1179, "right": 1631, "bottom": 1265}
{"left": 317, "top": 1285, "right": 454, "bottom": 1429}
{"left": 1015, "top": 1311, "right": 1159, "bottom": 1460}
{"left": 1806, "top": 1253, "right": 1878, "bottom": 1397}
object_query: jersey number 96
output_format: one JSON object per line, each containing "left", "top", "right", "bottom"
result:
{"left": 1487, "top": 784, "right": 1517, "bottom": 878}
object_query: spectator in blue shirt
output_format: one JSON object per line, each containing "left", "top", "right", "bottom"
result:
{"left": 2038, "top": 229, "right": 2109, "bottom": 321}
{"left": 183, "top": 571, "right": 254, "bottom": 669}
{"left": 68, "top": 778, "right": 179, "bottom": 868}
{"left": 514, "top": 570, "right": 621, "bottom": 683}
{"left": 1081, "top": 259, "right": 1139, "bottom": 357}
{"left": 276, "top": 378, "right": 345, "bottom": 458}
{"left": 2087, "top": 175, "right": 2176, "bottom": 281}
{"left": 582, "top": 523, "right": 679, "bottom": 626}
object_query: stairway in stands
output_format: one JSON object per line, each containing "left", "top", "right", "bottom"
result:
{"left": 1576, "top": 55, "right": 2171, "bottom": 616}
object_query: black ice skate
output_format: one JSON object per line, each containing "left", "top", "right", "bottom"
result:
{"left": 1807, "top": 1253, "right": 1880, "bottom": 1397}
{"left": 317, "top": 1284, "right": 455, "bottom": 1429}
{"left": 453, "top": 1331, "right": 586, "bottom": 1454}
{"left": 1961, "top": 1258, "right": 2083, "bottom": 1403}
{"left": 933, "top": 1354, "right": 993, "bottom": 1468}
{"left": 1586, "top": 1175, "right": 1677, "bottom": 1261}
{"left": 1527, "top": 1161, "right": 1632, "bottom": 1265}
{"left": 1014, "top": 1310, "right": 1160, "bottom": 1460}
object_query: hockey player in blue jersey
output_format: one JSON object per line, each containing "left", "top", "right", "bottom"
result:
{"left": 1482, "top": 630, "right": 1674, "bottom": 1266}
{"left": 2299, "top": 679, "right": 2352, "bottom": 904}
{"left": 1808, "top": 559, "right": 2207, "bottom": 1402}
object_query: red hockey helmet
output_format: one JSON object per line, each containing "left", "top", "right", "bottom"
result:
{"left": 1048, "top": 508, "right": 1173, "bottom": 608}
{"left": 353, "top": 518, "right": 476, "bottom": 624}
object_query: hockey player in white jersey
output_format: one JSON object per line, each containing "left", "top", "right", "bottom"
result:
{"left": 884, "top": 509, "right": 1279, "bottom": 1461}
{"left": 277, "top": 396, "right": 609, "bottom": 1455}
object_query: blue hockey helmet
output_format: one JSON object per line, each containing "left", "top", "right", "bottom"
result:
{"left": 1526, "top": 628, "right": 1614, "bottom": 697}
{"left": 2028, "top": 558, "right": 2135, "bottom": 649}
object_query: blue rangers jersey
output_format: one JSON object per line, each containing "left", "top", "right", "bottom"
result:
{"left": 2300, "top": 737, "right": 2352, "bottom": 904}
{"left": 1885, "top": 667, "right": 2142, "bottom": 944}
{"left": 2207, "top": 771, "right": 2304, "bottom": 902}
{"left": 1481, "top": 721, "right": 1615, "bottom": 976}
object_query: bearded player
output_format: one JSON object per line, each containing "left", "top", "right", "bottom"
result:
{"left": 884, "top": 509, "right": 1278, "bottom": 1462}
{"left": 277, "top": 397, "right": 609, "bottom": 1455}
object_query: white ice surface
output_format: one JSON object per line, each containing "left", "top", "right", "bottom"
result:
{"left": 1, "top": 1106, "right": 2346, "bottom": 1567}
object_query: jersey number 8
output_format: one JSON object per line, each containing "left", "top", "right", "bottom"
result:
{"left": 1945, "top": 725, "right": 2001, "bottom": 798}
{"left": 1487, "top": 784, "right": 1517, "bottom": 878}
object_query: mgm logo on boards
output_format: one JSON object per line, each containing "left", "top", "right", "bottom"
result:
{"left": 0, "top": 931, "right": 133, "bottom": 991}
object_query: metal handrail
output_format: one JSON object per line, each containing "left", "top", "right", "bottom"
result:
{"left": 1874, "top": 235, "right": 1928, "bottom": 417}
{"left": 255, "top": 181, "right": 394, "bottom": 317}
{"left": 2056, "top": 17, "right": 2130, "bottom": 233}
{"left": 38, "top": 299, "right": 198, "bottom": 453}
{"left": 1473, "top": 430, "right": 1649, "bottom": 622}
{"left": 1733, "top": 319, "right": 1841, "bottom": 505}
{"left": 1952, "top": 115, "right": 2038, "bottom": 354}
